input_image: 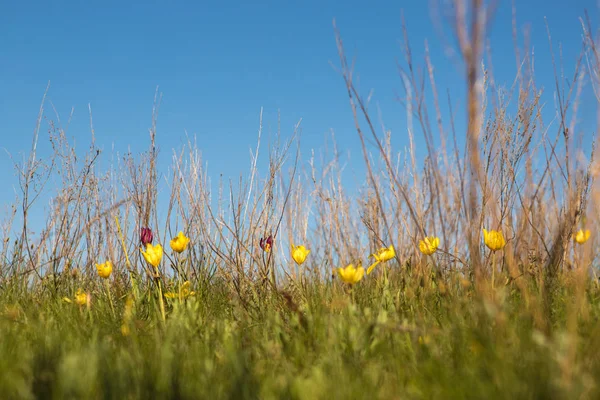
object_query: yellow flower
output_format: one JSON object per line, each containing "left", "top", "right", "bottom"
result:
{"left": 170, "top": 231, "right": 190, "bottom": 253}
{"left": 371, "top": 245, "right": 396, "bottom": 262}
{"left": 419, "top": 236, "right": 440, "bottom": 255}
{"left": 141, "top": 243, "right": 163, "bottom": 268}
{"left": 574, "top": 229, "right": 591, "bottom": 244}
{"left": 96, "top": 261, "right": 113, "bottom": 279}
{"left": 164, "top": 281, "right": 196, "bottom": 299}
{"left": 367, "top": 245, "right": 396, "bottom": 275}
{"left": 337, "top": 263, "right": 365, "bottom": 285}
{"left": 483, "top": 229, "right": 506, "bottom": 251}
{"left": 291, "top": 244, "right": 310, "bottom": 265}
{"left": 75, "top": 289, "right": 88, "bottom": 306}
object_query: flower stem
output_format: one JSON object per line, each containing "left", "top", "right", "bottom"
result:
{"left": 105, "top": 279, "right": 116, "bottom": 319}
{"left": 491, "top": 251, "right": 496, "bottom": 291}
{"left": 156, "top": 277, "right": 166, "bottom": 323}
{"left": 269, "top": 254, "right": 277, "bottom": 289}
{"left": 383, "top": 262, "right": 388, "bottom": 282}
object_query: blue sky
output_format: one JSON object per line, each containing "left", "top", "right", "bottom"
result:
{"left": 0, "top": 0, "right": 598, "bottom": 234}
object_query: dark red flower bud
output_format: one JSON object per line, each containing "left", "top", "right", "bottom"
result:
{"left": 141, "top": 227, "right": 154, "bottom": 246}
{"left": 259, "top": 235, "right": 273, "bottom": 252}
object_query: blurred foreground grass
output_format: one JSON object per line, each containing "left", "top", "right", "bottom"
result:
{"left": 1, "top": 269, "right": 599, "bottom": 400}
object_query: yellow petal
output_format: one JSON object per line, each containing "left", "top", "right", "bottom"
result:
{"left": 141, "top": 243, "right": 163, "bottom": 267}
{"left": 354, "top": 267, "right": 365, "bottom": 283}
{"left": 366, "top": 260, "right": 380, "bottom": 275}
{"left": 170, "top": 231, "right": 190, "bottom": 253}
{"left": 291, "top": 244, "right": 310, "bottom": 265}
{"left": 338, "top": 264, "right": 364, "bottom": 285}
{"left": 419, "top": 236, "right": 439, "bottom": 255}
{"left": 96, "top": 261, "right": 113, "bottom": 279}
{"left": 483, "top": 229, "right": 505, "bottom": 251}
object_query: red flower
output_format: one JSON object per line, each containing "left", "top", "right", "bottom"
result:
{"left": 141, "top": 227, "right": 154, "bottom": 246}
{"left": 260, "top": 235, "right": 273, "bottom": 252}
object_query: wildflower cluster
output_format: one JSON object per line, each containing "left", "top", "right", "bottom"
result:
{"left": 82, "top": 223, "right": 592, "bottom": 309}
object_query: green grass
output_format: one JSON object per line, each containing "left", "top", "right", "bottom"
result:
{"left": 1, "top": 269, "right": 599, "bottom": 399}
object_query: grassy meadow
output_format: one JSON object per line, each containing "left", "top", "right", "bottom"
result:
{"left": 3, "top": 8, "right": 600, "bottom": 400}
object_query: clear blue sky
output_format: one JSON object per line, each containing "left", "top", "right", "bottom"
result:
{"left": 0, "top": 0, "right": 597, "bottom": 232}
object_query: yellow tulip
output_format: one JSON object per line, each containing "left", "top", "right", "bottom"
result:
{"left": 337, "top": 263, "right": 365, "bottom": 285}
{"left": 165, "top": 281, "right": 196, "bottom": 299}
{"left": 483, "top": 229, "right": 506, "bottom": 251}
{"left": 170, "top": 231, "right": 190, "bottom": 253}
{"left": 96, "top": 261, "right": 113, "bottom": 279}
{"left": 141, "top": 243, "right": 163, "bottom": 268}
{"left": 367, "top": 245, "right": 395, "bottom": 275}
{"left": 419, "top": 236, "right": 440, "bottom": 255}
{"left": 371, "top": 245, "right": 396, "bottom": 262}
{"left": 75, "top": 289, "right": 88, "bottom": 306}
{"left": 574, "top": 229, "right": 591, "bottom": 244}
{"left": 291, "top": 244, "right": 310, "bottom": 265}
